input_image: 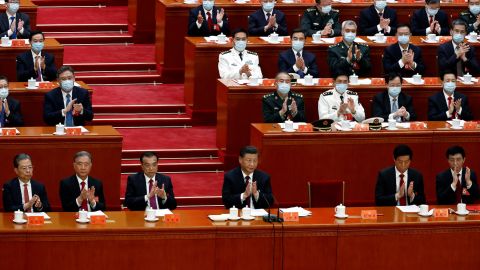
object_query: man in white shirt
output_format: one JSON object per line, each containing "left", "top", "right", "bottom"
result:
{"left": 0, "top": 0, "right": 31, "bottom": 39}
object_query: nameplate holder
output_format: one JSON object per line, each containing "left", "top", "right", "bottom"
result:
{"left": 2, "top": 128, "right": 16, "bottom": 136}
{"left": 27, "top": 215, "right": 44, "bottom": 225}
{"left": 371, "top": 78, "right": 385, "bottom": 85}
{"left": 90, "top": 215, "right": 106, "bottom": 225}
{"left": 434, "top": 208, "right": 449, "bottom": 218}
{"left": 361, "top": 210, "right": 377, "bottom": 220}
{"left": 282, "top": 212, "right": 299, "bottom": 222}
{"left": 261, "top": 79, "right": 275, "bottom": 86}
{"left": 11, "top": 39, "right": 26, "bottom": 47}
{"left": 39, "top": 82, "right": 56, "bottom": 89}
{"left": 164, "top": 214, "right": 180, "bottom": 223}
{"left": 464, "top": 121, "right": 477, "bottom": 130}
{"left": 386, "top": 37, "right": 397, "bottom": 43}
{"left": 65, "top": 127, "right": 82, "bottom": 135}
{"left": 298, "top": 124, "right": 313, "bottom": 132}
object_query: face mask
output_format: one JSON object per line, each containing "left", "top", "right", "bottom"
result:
{"left": 202, "top": 0, "right": 214, "bottom": 11}
{"left": 262, "top": 2, "right": 274, "bottom": 12}
{"left": 397, "top": 35, "right": 410, "bottom": 45}
{"left": 61, "top": 80, "right": 74, "bottom": 92}
{"left": 234, "top": 40, "right": 247, "bottom": 52}
{"left": 277, "top": 82, "right": 290, "bottom": 95}
{"left": 388, "top": 86, "right": 401, "bottom": 97}
{"left": 8, "top": 3, "right": 19, "bottom": 14}
{"left": 426, "top": 7, "right": 439, "bottom": 16}
{"left": 470, "top": 5, "right": 480, "bottom": 15}
{"left": 321, "top": 5, "right": 332, "bottom": 14}
{"left": 443, "top": 82, "right": 456, "bottom": 94}
{"left": 292, "top": 40, "right": 304, "bottom": 52}
{"left": 453, "top": 33, "right": 465, "bottom": 44}
{"left": 343, "top": 32, "right": 356, "bottom": 43}
{"left": 375, "top": 1, "right": 387, "bottom": 10}
{"left": 0, "top": 88, "right": 9, "bottom": 99}
{"left": 335, "top": 83, "right": 348, "bottom": 94}
{"left": 31, "top": 42, "right": 44, "bottom": 52}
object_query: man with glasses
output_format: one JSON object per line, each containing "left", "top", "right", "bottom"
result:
{"left": 2, "top": 153, "right": 51, "bottom": 212}
{"left": 278, "top": 28, "right": 319, "bottom": 78}
{"left": 124, "top": 151, "right": 177, "bottom": 210}
{"left": 0, "top": 0, "right": 31, "bottom": 39}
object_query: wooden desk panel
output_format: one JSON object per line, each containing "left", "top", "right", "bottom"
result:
{"left": 9, "top": 81, "right": 92, "bottom": 126}
{"left": 0, "top": 0, "right": 37, "bottom": 27}
{"left": 0, "top": 38, "right": 63, "bottom": 82}
{"left": 128, "top": 0, "right": 156, "bottom": 43}
{"left": 250, "top": 123, "right": 480, "bottom": 206}
{"left": 0, "top": 126, "right": 122, "bottom": 211}
{"left": 217, "top": 78, "right": 480, "bottom": 168}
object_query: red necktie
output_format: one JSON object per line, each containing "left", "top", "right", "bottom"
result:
{"left": 455, "top": 173, "right": 463, "bottom": 203}
{"left": 447, "top": 96, "right": 457, "bottom": 119}
{"left": 245, "top": 176, "right": 251, "bottom": 207}
{"left": 80, "top": 181, "right": 88, "bottom": 211}
{"left": 35, "top": 56, "right": 42, "bottom": 82}
{"left": 23, "top": 183, "right": 31, "bottom": 211}
{"left": 206, "top": 11, "right": 213, "bottom": 31}
{"left": 149, "top": 179, "right": 158, "bottom": 209}
{"left": 429, "top": 16, "right": 434, "bottom": 25}
{"left": 340, "top": 95, "right": 353, "bottom": 120}
{"left": 399, "top": 174, "right": 406, "bottom": 206}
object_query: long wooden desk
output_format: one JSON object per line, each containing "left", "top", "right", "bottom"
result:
{"left": 8, "top": 81, "right": 92, "bottom": 126}
{"left": 0, "top": 0, "right": 38, "bottom": 28}
{"left": 158, "top": 0, "right": 468, "bottom": 83}
{"left": 128, "top": 0, "right": 156, "bottom": 43}
{"left": 217, "top": 78, "right": 480, "bottom": 168}
{"left": 0, "top": 208, "right": 479, "bottom": 270}
{"left": 0, "top": 126, "right": 123, "bottom": 211}
{"left": 0, "top": 38, "right": 64, "bottom": 82}
{"left": 250, "top": 122, "right": 480, "bottom": 207}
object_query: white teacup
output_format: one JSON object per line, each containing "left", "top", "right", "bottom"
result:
{"left": 413, "top": 73, "right": 422, "bottom": 83}
{"left": 375, "top": 33, "right": 386, "bottom": 43}
{"left": 284, "top": 120, "right": 294, "bottom": 130}
{"left": 79, "top": 210, "right": 88, "bottom": 220}
{"left": 419, "top": 204, "right": 429, "bottom": 215}
{"left": 229, "top": 206, "right": 238, "bottom": 219}
{"left": 241, "top": 206, "right": 251, "bottom": 217}
{"left": 304, "top": 74, "right": 313, "bottom": 85}
{"left": 349, "top": 74, "right": 358, "bottom": 84}
{"left": 340, "top": 120, "right": 350, "bottom": 130}
{"left": 268, "top": 33, "right": 279, "bottom": 42}
{"left": 1, "top": 36, "right": 8, "bottom": 46}
{"left": 28, "top": 77, "right": 36, "bottom": 88}
{"left": 146, "top": 208, "right": 156, "bottom": 220}
{"left": 335, "top": 204, "right": 346, "bottom": 216}
{"left": 427, "top": 33, "right": 436, "bottom": 42}
{"left": 249, "top": 77, "right": 259, "bottom": 85}
{"left": 217, "top": 33, "right": 226, "bottom": 43}
{"left": 457, "top": 203, "right": 467, "bottom": 213}
{"left": 312, "top": 33, "right": 321, "bottom": 42}
{"left": 469, "top": 32, "right": 478, "bottom": 41}
{"left": 452, "top": 118, "right": 462, "bottom": 128}
{"left": 14, "top": 210, "right": 24, "bottom": 221}
{"left": 56, "top": 123, "right": 65, "bottom": 134}
{"left": 388, "top": 119, "right": 397, "bottom": 129}
{"left": 463, "top": 73, "right": 472, "bottom": 83}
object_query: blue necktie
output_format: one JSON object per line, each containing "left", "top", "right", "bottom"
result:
{"left": 0, "top": 100, "right": 5, "bottom": 127}
{"left": 10, "top": 16, "right": 17, "bottom": 39}
{"left": 65, "top": 94, "right": 73, "bottom": 126}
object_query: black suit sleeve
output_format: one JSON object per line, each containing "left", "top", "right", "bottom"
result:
{"left": 252, "top": 175, "right": 274, "bottom": 209}
{"left": 43, "top": 54, "right": 57, "bottom": 82}
{"left": 5, "top": 98, "right": 23, "bottom": 126}
{"left": 413, "top": 47, "right": 425, "bottom": 75}
{"left": 382, "top": 47, "right": 401, "bottom": 75}
{"left": 16, "top": 54, "right": 32, "bottom": 82}
{"left": 222, "top": 172, "right": 243, "bottom": 209}
{"left": 464, "top": 47, "right": 480, "bottom": 76}
{"left": 359, "top": 9, "right": 380, "bottom": 36}
{"left": 160, "top": 175, "right": 177, "bottom": 210}
{"left": 465, "top": 171, "right": 480, "bottom": 204}
{"left": 248, "top": 13, "right": 266, "bottom": 36}
{"left": 92, "top": 180, "right": 106, "bottom": 211}
{"left": 375, "top": 170, "right": 397, "bottom": 206}
{"left": 188, "top": 8, "right": 207, "bottom": 36}
{"left": 2, "top": 181, "right": 23, "bottom": 212}
{"left": 124, "top": 175, "right": 148, "bottom": 210}
{"left": 74, "top": 90, "right": 94, "bottom": 125}
{"left": 305, "top": 54, "right": 319, "bottom": 77}
{"left": 278, "top": 52, "right": 294, "bottom": 74}
{"left": 428, "top": 95, "right": 447, "bottom": 121}
{"left": 459, "top": 96, "right": 473, "bottom": 120}
{"left": 437, "top": 45, "right": 458, "bottom": 72}
{"left": 292, "top": 97, "right": 306, "bottom": 122}
{"left": 410, "top": 171, "right": 426, "bottom": 205}
{"left": 403, "top": 95, "right": 417, "bottom": 121}
{"left": 59, "top": 179, "right": 79, "bottom": 212}
{"left": 35, "top": 184, "right": 51, "bottom": 212}
{"left": 275, "top": 13, "right": 288, "bottom": 36}
{"left": 371, "top": 94, "right": 389, "bottom": 121}
{"left": 43, "top": 91, "right": 64, "bottom": 125}
{"left": 410, "top": 11, "right": 427, "bottom": 36}
{"left": 436, "top": 172, "right": 454, "bottom": 205}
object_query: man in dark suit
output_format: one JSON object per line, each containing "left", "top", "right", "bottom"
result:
{"left": 428, "top": 72, "right": 473, "bottom": 120}
{"left": 0, "top": 0, "right": 31, "bottom": 39}
{"left": 3, "top": 153, "right": 51, "bottom": 212}
{"left": 410, "top": 0, "right": 449, "bottom": 36}
{"left": 278, "top": 29, "right": 319, "bottom": 78}
{"left": 248, "top": 0, "right": 288, "bottom": 36}
{"left": 16, "top": 30, "right": 57, "bottom": 82}
{"left": 301, "top": 0, "right": 341, "bottom": 37}
{"left": 187, "top": 0, "right": 230, "bottom": 36}
{"left": 383, "top": 24, "right": 426, "bottom": 77}
{"left": 372, "top": 73, "right": 416, "bottom": 122}
{"left": 59, "top": 151, "right": 106, "bottom": 212}
{"left": 222, "top": 146, "right": 274, "bottom": 209}
{"left": 124, "top": 151, "right": 177, "bottom": 210}
{"left": 375, "top": 145, "right": 426, "bottom": 206}
{"left": 359, "top": 1, "right": 398, "bottom": 36}
{"left": 438, "top": 19, "right": 480, "bottom": 76}
{"left": 0, "top": 75, "right": 23, "bottom": 127}
{"left": 436, "top": 146, "right": 480, "bottom": 205}
{"left": 43, "top": 65, "right": 94, "bottom": 126}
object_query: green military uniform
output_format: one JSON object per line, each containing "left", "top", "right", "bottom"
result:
{"left": 300, "top": 7, "right": 341, "bottom": 37}
{"left": 262, "top": 91, "right": 306, "bottom": 123}
{"left": 459, "top": 10, "right": 480, "bottom": 34}
{"left": 327, "top": 41, "right": 371, "bottom": 77}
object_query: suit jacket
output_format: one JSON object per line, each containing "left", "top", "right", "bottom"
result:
{"left": 375, "top": 166, "right": 426, "bottom": 206}
{"left": 2, "top": 96, "right": 23, "bottom": 127}
{"left": 278, "top": 49, "right": 319, "bottom": 78}
{"left": 428, "top": 91, "right": 473, "bottom": 120}
{"left": 436, "top": 168, "right": 480, "bottom": 205}
{"left": 372, "top": 91, "right": 417, "bottom": 121}
{"left": 2, "top": 178, "right": 51, "bottom": 212}
{"left": 16, "top": 51, "right": 57, "bottom": 82}
{"left": 410, "top": 8, "right": 449, "bottom": 36}
{"left": 0, "top": 12, "right": 31, "bottom": 39}
{"left": 43, "top": 86, "right": 94, "bottom": 126}
{"left": 359, "top": 5, "right": 398, "bottom": 36}
{"left": 382, "top": 43, "right": 426, "bottom": 77}
{"left": 187, "top": 5, "right": 230, "bottom": 36}
{"left": 59, "top": 175, "right": 106, "bottom": 212}
{"left": 222, "top": 166, "right": 274, "bottom": 209}
{"left": 248, "top": 9, "right": 288, "bottom": 36}
{"left": 437, "top": 41, "right": 480, "bottom": 76}
{"left": 124, "top": 172, "right": 177, "bottom": 210}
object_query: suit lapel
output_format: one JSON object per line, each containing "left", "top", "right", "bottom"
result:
{"left": 388, "top": 167, "right": 397, "bottom": 194}
{"left": 12, "top": 178, "right": 23, "bottom": 205}
{"left": 384, "top": 92, "right": 392, "bottom": 114}
{"left": 140, "top": 174, "right": 148, "bottom": 195}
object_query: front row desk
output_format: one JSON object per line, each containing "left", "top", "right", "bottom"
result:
{"left": 1, "top": 208, "right": 480, "bottom": 270}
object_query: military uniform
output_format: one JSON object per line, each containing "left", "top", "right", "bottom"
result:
{"left": 318, "top": 88, "right": 365, "bottom": 122}
{"left": 218, "top": 48, "right": 263, "bottom": 79}
{"left": 262, "top": 91, "right": 306, "bottom": 123}
{"left": 459, "top": 10, "right": 480, "bottom": 34}
{"left": 327, "top": 41, "right": 371, "bottom": 77}
{"left": 300, "top": 7, "right": 341, "bottom": 37}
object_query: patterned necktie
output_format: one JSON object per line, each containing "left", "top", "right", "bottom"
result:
{"left": 80, "top": 181, "right": 88, "bottom": 211}
{"left": 399, "top": 174, "right": 406, "bottom": 206}
{"left": 429, "top": 16, "right": 434, "bottom": 25}
{"left": 239, "top": 52, "right": 243, "bottom": 61}
{"left": 23, "top": 183, "right": 30, "bottom": 211}
{"left": 36, "top": 56, "right": 42, "bottom": 82}
{"left": 391, "top": 98, "right": 399, "bottom": 121}
{"left": 0, "top": 100, "right": 5, "bottom": 127}
{"left": 245, "top": 176, "right": 251, "bottom": 207}
{"left": 149, "top": 179, "right": 158, "bottom": 209}
{"left": 206, "top": 12, "right": 213, "bottom": 31}
{"left": 447, "top": 96, "right": 457, "bottom": 119}
{"left": 455, "top": 173, "right": 463, "bottom": 203}
{"left": 65, "top": 94, "right": 74, "bottom": 126}
{"left": 266, "top": 12, "right": 271, "bottom": 22}
{"left": 10, "top": 16, "right": 17, "bottom": 39}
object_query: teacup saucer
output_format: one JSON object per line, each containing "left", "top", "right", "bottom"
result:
{"left": 334, "top": 214, "right": 348, "bottom": 219}
{"left": 215, "top": 41, "right": 228, "bottom": 45}
{"left": 455, "top": 210, "right": 469, "bottom": 216}
{"left": 144, "top": 217, "right": 159, "bottom": 222}
{"left": 76, "top": 218, "right": 90, "bottom": 223}
{"left": 246, "top": 83, "right": 260, "bottom": 87}
{"left": 282, "top": 128, "right": 296, "bottom": 132}
{"left": 241, "top": 215, "right": 255, "bottom": 220}
{"left": 418, "top": 212, "right": 433, "bottom": 217}
{"left": 386, "top": 127, "right": 398, "bottom": 131}
{"left": 13, "top": 219, "right": 27, "bottom": 224}
{"left": 267, "top": 40, "right": 281, "bottom": 44}
{"left": 228, "top": 216, "right": 241, "bottom": 221}
{"left": 53, "top": 131, "right": 66, "bottom": 135}
{"left": 311, "top": 40, "right": 322, "bottom": 44}
{"left": 450, "top": 126, "right": 463, "bottom": 130}
{"left": 25, "top": 86, "right": 38, "bottom": 90}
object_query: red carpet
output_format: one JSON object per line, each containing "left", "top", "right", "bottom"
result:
{"left": 92, "top": 84, "right": 184, "bottom": 105}
{"left": 64, "top": 45, "right": 155, "bottom": 64}
{"left": 37, "top": 7, "right": 127, "bottom": 25}
{"left": 33, "top": 0, "right": 126, "bottom": 5}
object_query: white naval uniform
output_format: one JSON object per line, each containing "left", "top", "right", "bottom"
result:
{"left": 318, "top": 88, "right": 365, "bottom": 122}
{"left": 218, "top": 48, "right": 263, "bottom": 79}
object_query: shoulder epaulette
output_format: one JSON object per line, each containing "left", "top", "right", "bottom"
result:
{"left": 247, "top": 51, "right": 257, "bottom": 55}
{"left": 292, "top": 92, "right": 303, "bottom": 98}
{"left": 220, "top": 50, "right": 231, "bottom": 55}
{"left": 322, "top": 91, "right": 333, "bottom": 96}
{"left": 331, "top": 9, "right": 340, "bottom": 13}
{"left": 347, "top": 90, "right": 358, "bottom": 96}
{"left": 459, "top": 10, "right": 470, "bottom": 16}
{"left": 263, "top": 93, "right": 274, "bottom": 98}
{"left": 306, "top": 7, "right": 316, "bottom": 12}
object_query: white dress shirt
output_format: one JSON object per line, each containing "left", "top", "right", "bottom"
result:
{"left": 394, "top": 167, "right": 410, "bottom": 205}
{"left": 143, "top": 174, "right": 167, "bottom": 209}
{"left": 18, "top": 179, "right": 33, "bottom": 212}
{"left": 75, "top": 176, "right": 96, "bottom": 211}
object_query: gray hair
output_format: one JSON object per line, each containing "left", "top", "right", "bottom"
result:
{"left": 342, "top": 20, "right": 357, "bottom": 30}
{"left": 73, "top": 151, "right": 92, "bottom": 162}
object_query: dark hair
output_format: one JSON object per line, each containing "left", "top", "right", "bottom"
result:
{"left": 140, "top": 151, "right": 158, "bottom": 163}
{"left": 57, "top": 65, "right": 75, "bottom": 78}
{"left": 333, "top": 72, "right": 349, "bottom": 80}
{"left": 0, "top": 75, "right": 8, "bottom": 84}
{"left": 446, "top": 145, "right": 465, "bottom": 158}
{"left": 239, "top": 146, "right": 258, "bottom": 157}
{"left": 451, "top": 19, "right": 468, "bottom": 30}
{"left": 232, "top": 28, "right": 248, "bottom": 38}
{"left": 393, "top": 144, "right": 413, "bottom": 160}
{"left": 74, "top": 151, "right": 92, "bottom": 162}
{"left": 440, "top": 70, "right": 456, "bottom": 80}
{"left": 29, "top": 30, "right": 45, "bottom": 42}
{"left": 396, "top": 23, "right": 411, "bottom": 32}
{"left": 425, "top": 0, "right": 440, "bottom": 4}
{"left": 386, "top": 72, "right": 402, "bottom": 84}
{"left": 291, "top": 28, "right": 306, "bottom": 39}
{"left": 14, "top": 153, "right": 32, "bottom": 168}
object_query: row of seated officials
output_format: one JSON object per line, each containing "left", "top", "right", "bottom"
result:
{"left": 2, "top": 145, "right": 478, "bottom": 212}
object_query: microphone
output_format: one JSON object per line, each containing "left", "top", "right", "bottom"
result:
{"left": 262, "top": 193, "right": 283, "bottom": 223}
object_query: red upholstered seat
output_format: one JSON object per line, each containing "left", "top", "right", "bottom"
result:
{"left": 307, "top": 180, "right": 345, "bottom": 208}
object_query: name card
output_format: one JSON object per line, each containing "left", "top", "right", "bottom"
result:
{"left": 90, "top": 215, "right": 106, "bottom": 225}
{"left": 464, "top": 122, "right": 477, "bottom": 130}
{"left": 66, "top": 127, "right": 82, "bottom": 135}
{"left": 361, "top": 210, "right": 377, "bottom": 220}
{"left": 164, "top": 214, "right": 180, "bottom": 223}
{"left": 410, "top": 122, "right": 426, "bottom": 130}
{"left": 298, "top": 124, "right": 313, "bottom": 132}
{"left": 39, "top": 82, "right": 56, "bottom": 89}
{"left": 27, "top": 215, "right": 45, "bottom": 225}
{"left": 11, "top": 39, "right": 25, "bottom": 47}
{"left": 261, "top": 79, "right": 275, "bottom": 87}
{"left": 434, "top": 208, "right": 449, "bottom": 218}
{"left": 282, "top": 212, "right": 299, "bottom": 222}
{"left": 318, "top": 78, "right": 332, "bottom": 86}
{"left": 2, "top": 128, "right": 16, "bottom": 136}
{"left": 371, "top": 78, "right": 385, "bottom": 85}
{"left": 386, "top": 37, "right": 397, "bottom": 43}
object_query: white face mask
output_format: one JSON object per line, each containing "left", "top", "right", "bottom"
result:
{"left": 0, "top": 87, "right": 8, "bottom": 99}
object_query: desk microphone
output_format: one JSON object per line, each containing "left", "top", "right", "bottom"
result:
{"left": 262, "top": 193, "right": 283, "bottom": 223}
